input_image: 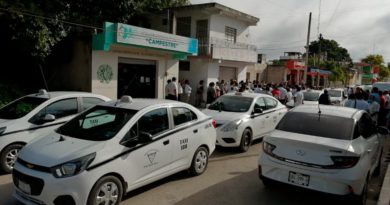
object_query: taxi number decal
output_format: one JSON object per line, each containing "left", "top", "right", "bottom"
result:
{"left": 180, "top": 138, "right": 188, "bottom": 150}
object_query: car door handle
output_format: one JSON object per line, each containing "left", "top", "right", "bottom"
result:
{"left": 193, "top": 129, "right": 198, "bottom": 134}
{"left": 265, "top": 116, "right": 270, "bottom": 119}
{"left": 163, "top": 140, "right": 170, "bottom": 145}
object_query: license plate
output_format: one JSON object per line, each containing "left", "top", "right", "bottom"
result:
{"left": 288, "top": 171, "right": 310, "bottom": 186}
{"left": 18, "top": 180, "right": 31, "bottom": 195}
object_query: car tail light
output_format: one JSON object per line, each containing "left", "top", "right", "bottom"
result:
{"left": 327, "top": 156, "right": 360, "bottom": 169}
{"left": 263, "top": 141, "right": 276, "bottom": 156}
{"left": 211, "top": 119, "right": 217, "bottom": 128}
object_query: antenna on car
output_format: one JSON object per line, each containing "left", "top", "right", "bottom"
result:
{"left": 318, "top": 103, "right": 322, "bottom": 121}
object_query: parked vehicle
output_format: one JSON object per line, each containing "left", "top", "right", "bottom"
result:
{"left": 372, "top": 82, "right": 390, "bottom": 91}
{"left": 0, "top": 89, "right": 110, "bottom": 173}
{"left": 258, "top": 105, "right": 388, "bottom": 204}
{"left": 12, "top": 96, "right": 217, "bottom": 205}
{"left": 327, "top": 88, "right": 347, "bottom": 105}
{"left": 202, "top": 92, "right": 287, "bottom": 152}
{"left": 302, "top": 89, "right": 323, "bottom": 105}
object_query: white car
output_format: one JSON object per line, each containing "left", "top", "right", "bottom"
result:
{"left": 202, "top": 92, "right": 288, "bottom": 152}
{"left": 259, "top": 105, "right": 388, "bottom": 204}
{"left": 12, "top": 96, "right": 216, "bottom": 205}
{"left": 327, "top": 88, "right": 347, "bottom": 105}
{"left": 302, "top": 89, "right": 323, "bottom": 105}
{"left": 0, "top": 89, "right": 110, "bottom": 173}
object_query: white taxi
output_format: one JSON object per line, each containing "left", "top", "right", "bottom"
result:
{"left": 202, "top": 92, "right": 287, "bottom": 152}
{"left": 0, "top": 89, "right": 110, "bottom": 173}
{"left": 259, "top": 105, "right": 388, "bottom": 204}
{"left": 12, "top": 96, "right": 216, "bottom": 205}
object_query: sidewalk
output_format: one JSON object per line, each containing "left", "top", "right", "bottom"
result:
{"left": 377, "top": 164, "right": 390, "bottom": 205}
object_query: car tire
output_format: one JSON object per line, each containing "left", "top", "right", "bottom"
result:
{"left": 189, "top": 146, "right": 209, "bottom": 176}
{"left": 87, "top": 176, "right": 123, "bottom": 205}
{"left": 239, "top": 129, "right": 252, "bottom": 153}
{"left": 0, "top": 144, "right": 24, "bottom": 174}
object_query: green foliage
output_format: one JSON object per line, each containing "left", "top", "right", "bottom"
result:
{"left": 308, "top": 36, "right": 351, "bottom": 62}
{"left": 379, "top": 65, "right": 390, "bottom": 79}
{"left": 361, "top": 54, "right": 384, "bottom": 65}
{"left": 322, "top": 61, "right": 345, "bottom": 83}
{"left": 0, "top": 84, "right": 24, "bottom": 108}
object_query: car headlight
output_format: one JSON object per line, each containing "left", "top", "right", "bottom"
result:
{"left": 0, "top": 127, "right": 6, "bottom": 135}
{"left": 51, "top": 153, "right": 96, "bottom": 178}
{"left": 221, "top": 119, "right": 243, "bottom": 132}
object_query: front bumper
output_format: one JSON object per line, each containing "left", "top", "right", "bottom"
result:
{"left": 12, "top": 161, "right": 95, "bottom": 205}
{"left": 215, "top": 128, "right": 241, "bottom": 147}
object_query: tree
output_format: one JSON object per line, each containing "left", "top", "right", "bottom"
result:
{"left": 361, "top": 54, "right": 385, "bottom": 65}
{"left": 308, "top": 35, "right": 351, "bottom": 62}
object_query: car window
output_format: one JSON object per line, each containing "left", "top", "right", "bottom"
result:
{"left": 208, "top": 96, "right": 253, "bottom": 112}
{"left": 303, "top": 92, "right": 320, "bottom": 101}
{"left": 82, "top": 97, "right": 105, "bottom": 110}
{"left": 328, "top": 90, "right": 342, "bottom": 97}
{"left": 276, "top": 112, "right": 354, "bottom": 140}
{"left": 254, "top": 98, "right": 266, "bottom": 110}
{"left": 30, "top": 98, "right": 78, "bottom": 123}
{"left": 0, "top": 96, "right": 48, "bottom": 119}
{"left": 57, "top": 106, "right": 137, "bottom": 141}
{"left": 138, "top": 108, "right": 169, "bottom": 136}
{"left": 264, "top": 97, "right": 277, "bottom": 110}
{"left": 172, "top": 107, "right": 197, "bottom": 126}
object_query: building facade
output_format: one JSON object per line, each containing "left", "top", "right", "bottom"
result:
{"left": 150, "top": 3, "right": 259, "bottom": 103}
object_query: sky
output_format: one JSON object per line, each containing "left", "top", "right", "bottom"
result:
{"left": 190, "top": 0, "right": 390, "bottom": 63}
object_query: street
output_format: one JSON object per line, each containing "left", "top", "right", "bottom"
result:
{"left": 1, "top": 139, "right": 388, "bottom": 205}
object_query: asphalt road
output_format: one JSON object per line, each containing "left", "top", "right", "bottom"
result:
{"left": 0, "top": 139, "right": 388, "bottom": 205}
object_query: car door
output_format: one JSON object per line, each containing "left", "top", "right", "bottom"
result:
{"left": 252, "top": 97, "right": 268, "bottom": 138}
{"left": 358, "top": 113, "right": 381, "bottom": 172}
{"left": 27, "top": 98, "right": 79, "bottom": 137}
{"left": 170, "top": 107, "right": 199, "bottom": 168}
{"left": 121, "top": 107, "right": 174, "bottom": 187}
{"left": 263, "top": 97, "right": 279, "bottom": 133}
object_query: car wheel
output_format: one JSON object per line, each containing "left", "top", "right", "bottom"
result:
{"left": 239, "top": 129, "right": 252, "bottom": 152}
{"left": 0, "top": 144, "right": 24, "bottom": 174}
{"left": 189, "top": 146, "right": 209, "bottom": 176}
{"left": 87, "top": 176, "right": 123, "bottom": 205}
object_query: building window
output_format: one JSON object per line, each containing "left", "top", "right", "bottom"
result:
{"left": 225, "top": 26, "right": 237, "bottom": 43}
{"left": 246, "top": 72, "right": 250, "bottom": 81}
{"left": 257, "top": 54, "right": 263, "bottom": 63}
{"left": 179, "top": 61, "right": 190, "bottom": 71}
{"left": 177, "top": 17, "right": 191, "bottom": 37}
{"left": 196, "top": 20, "right": 209, "bottom": 55}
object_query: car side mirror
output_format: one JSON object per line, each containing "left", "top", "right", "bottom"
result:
{"left": 139, "top": 131, "right": 153, "bottom": 143}
{"left": 377, "top": 126, "right": 389, "bottom": 135}
{"left": 41, "top": 114, "right": 55, "bottom": 123}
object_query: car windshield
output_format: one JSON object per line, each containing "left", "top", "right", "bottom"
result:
{"left": 208, "top": 95, "right": 253, "bottom": 112}
{"left": 303, "top": 92, "right": 320, "bottom": 101}
{"left": 373, "top": 83, "right": 390, "bottom": 92}
{"left": 57, "top": 106, "right": 137, "bottom": 141}
{"left": 276, "top": 112, "right": 354, "bottom": 140}
{"left": 0, "top": 96, "right": 48, "bottom": 119}
{"left": 328, "top": 90, "right": 342, "bottom": 97}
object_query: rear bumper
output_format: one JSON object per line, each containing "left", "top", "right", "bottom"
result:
{"left": 258, "top": 152, "right": 366, "bottom": 196}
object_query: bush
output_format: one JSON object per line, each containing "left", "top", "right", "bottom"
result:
{"left": 0, "top": 84, "right": 25, "bottom": 108}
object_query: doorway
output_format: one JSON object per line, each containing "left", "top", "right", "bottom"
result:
{"left": 118, "top": 58, "right": 157, "bottom": 99}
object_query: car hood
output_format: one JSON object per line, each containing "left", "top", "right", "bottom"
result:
{"left": 202, "top": 109, "right": 248, "bottom": 124}
{"left": 19, "top": 133, "right": 105, "bottom": 167}
{"left": 303, "top": 100, "right": 319, "bottom": 105}
{"left": 0, "top": 118, "right": 12, "bottom": 127}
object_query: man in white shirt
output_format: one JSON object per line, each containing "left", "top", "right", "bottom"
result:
{"left": 294, "top": 86, "right": 304, "bottom": 106}
{"left": 278, "top": 84, "right": 288, "bottom": 104}
{"left": 166, "top": 77, "right": 178, "bottom": 100}
{"left": 183, "top": 80, "right": 192, "bottom": 103}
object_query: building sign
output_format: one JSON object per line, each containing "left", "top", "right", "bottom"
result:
{"left": 116, "top": 23, "right": 198, "bottom": 55}
{"left": 286, "top": 60, "right": 305, "bottom": 70}
{"left": 97, "top": 64, "right": 113, "bottom": 84}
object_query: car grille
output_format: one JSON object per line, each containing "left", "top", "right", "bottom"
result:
{"left": 17, "top": 158, "right": 51, "bottom": 173}
{"left": 13, "top": 169, "right": 45, "bottom": 196}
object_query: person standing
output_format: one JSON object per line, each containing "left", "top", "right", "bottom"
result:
{"left": 183, "top": 80, "right": 192, "bottom": 103}
{"left": 318, "top": 89, "right": 331, "bottom": 105}
{"left": 165, "top": 79, "right": 171, "bottom": 99}
{"left": 207, "top": 82, "right": 216, "bottom": 104}
{"left": 177, "top": 79, "right": 183, "bottom": 101}
{"left": 196, "top": 80, "right": 205, "bottom": 107}
{"left": 294, "top": 86, "right": 304, "bottom": 106}
{"left": 278, "top": 84, "right": 288, "bottom": 104}
{"left": 166, "top": 77, "right": 178, "bottom": 100}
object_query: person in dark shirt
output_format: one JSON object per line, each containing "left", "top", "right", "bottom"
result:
{"left": 318, "top": 89, "right": 331, "bottom": 105}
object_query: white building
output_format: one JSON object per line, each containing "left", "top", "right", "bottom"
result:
{"left": 150, "top": 3, "right": 260, "bottom": 103}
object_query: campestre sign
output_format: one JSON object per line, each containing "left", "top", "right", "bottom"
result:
{"left": 116, "top": 23, "right": 198, "bottom": 55}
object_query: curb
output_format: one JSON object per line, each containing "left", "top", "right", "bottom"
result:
{"left": 377, "top": 164, "right": 390, "bottom": 205}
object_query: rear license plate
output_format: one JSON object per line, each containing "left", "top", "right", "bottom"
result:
{"left": 288, "top": 171, "right": 310, "bottom": 186}
{"left": 18, "top": 180, "right": 31, "bottom": 195}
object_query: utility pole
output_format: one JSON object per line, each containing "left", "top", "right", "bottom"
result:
{"left": 303, "top": 12, "right": 312, "bottom": 85}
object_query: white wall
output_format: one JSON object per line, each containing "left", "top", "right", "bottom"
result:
{"left": 92, "top": 48, "right": 179, "bottom": 100}
{"left": 209, "top": 14, "right": 251, "bottom": 44}
{"left": 179, "top": 60, "right": 209, "bottom": 104}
